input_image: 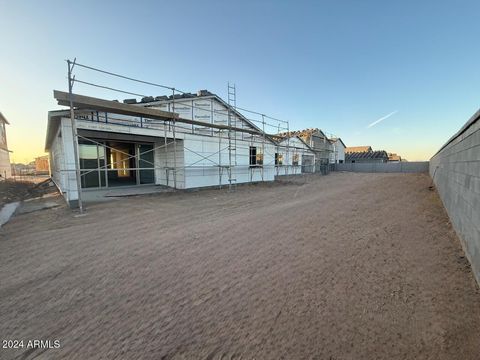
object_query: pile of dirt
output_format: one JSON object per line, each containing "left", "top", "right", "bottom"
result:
{"left": 0, "top": 179, "right": 57, "bottom": 208}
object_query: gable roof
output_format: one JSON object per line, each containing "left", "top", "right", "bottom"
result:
{"left": 0, "top": 112, "right": 10, "bottom": 125}
{"left": 329, "top": 137, "right": 346, "bottom": 148}
{"left": 140, "top": 91, "right": 261, "bottom": 133}
{"left": 345, "top": 150, "right": 388, "bottom": 160}
{"left": 276, "top": 135, "right": 315, "bottom": 151}
{"left": 45, "top": 110, "right": 69, "bottom": 151}
{"left": 345, "top": 146, "right": 372, "bottom": 153}
{"left": 137, "top": 90, "right": 277, "bottom": 145}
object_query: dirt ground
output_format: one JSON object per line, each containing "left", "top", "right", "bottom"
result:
{"left": 1, "top": 172, "right": 480, "bottom": 359}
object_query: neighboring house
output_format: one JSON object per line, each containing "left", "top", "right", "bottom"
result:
{"left": 345, "top": 146, "right": 372, "bottom": 154}
{"left": 35, "top": 155, "right": 50, "bottom": 174}
{"left": 46, "top": 89, "right": 317, "bottom": 207}
{"left": 329, "top": 138, "right": 346, "bottom": 164}
{"left": 275, "top": 135, "right": 316, "bottom": 174}
{"left": 0, "top": 112, "right": 11, "bottom": 179}
{"left": 388, "top": 153, "right": 402, "bottom": 162}
{"left": 345, "top": 150, "right": 388, "bottom": 163}
{"left": 11, "top": 162, "right": 35, "bottom": 176}
{"left": 276, "top": 128, "right": 332, "bottom": 173}
{"left": 296, "top": 128, "right": 331, "bottom": 165}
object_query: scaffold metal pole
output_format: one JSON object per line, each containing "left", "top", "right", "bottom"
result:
{"left": 172, "top": 88, "right": 177, "bottom": 189}
{"left": 67, "top": 59, "right": 84, "bottom": 213}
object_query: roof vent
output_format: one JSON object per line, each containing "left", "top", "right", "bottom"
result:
{"left": 123, "top": 99, "right": 137, "bottom": 104}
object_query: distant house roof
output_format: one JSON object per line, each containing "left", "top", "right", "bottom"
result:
{"left": 0, "top": 112, "right": 10, "bottom": 125}
{"left": 345, "top": 146, "right": 372, "bottom": 153}
{"left": 345, "top": 150, "right": 388, "bottom": 161}
{"left": 277, "top": 128, "right": 327, "bottom": 140}
{"left": 388, "top": 153, "right": 402, "bottom": 161}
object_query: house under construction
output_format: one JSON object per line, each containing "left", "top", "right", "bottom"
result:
{"left": 45, "top": 61, "right": 337, "bottom": 208}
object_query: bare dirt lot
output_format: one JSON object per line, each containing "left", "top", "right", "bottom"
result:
{"left": 1, "top": 173, "right": 480, "bottom": 359}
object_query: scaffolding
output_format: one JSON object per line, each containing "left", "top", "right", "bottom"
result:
{"left": 227, "top": 82, "right": 236, "bottom": 190}
{"left": 60, "top": 59, "right": 294, "bottom": 211}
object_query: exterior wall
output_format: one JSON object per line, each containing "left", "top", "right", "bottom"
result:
{"left": 329, "top": 141, "right": 346, "bottom": 164}
{"left": 276, "top": 137, "right": 315, "bottom": 175}
{"left": 48, "top": 124, "right": 64, "bottom": 188}
{"left": 0, "top": 149, "right": 11, "bottom": 179}
{"left": 183, "top": 134, "right": 275, "bottom": 188}
{"left": 337, "top": 143, "right": 345, "bottom": 163}
{"left": 0, "top": 120, "right": 11, "bottom": 179}
{"left": 308, "top": 133, "right": 331, "bottom": 163}
{"left": 337, "top": 162, "right": 429, "bottom": 173}
{"left": 155, "top": 140, "right": 185, "bottom": 188}
{"left": 49, "top": 118, "right": 77, "bottom": 206}
{"left": 430, "top": 113, "right": 480, "bottom": 283}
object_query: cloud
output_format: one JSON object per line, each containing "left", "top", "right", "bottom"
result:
{"left": 367, "top": 110, "right": 398, "bottom": 128}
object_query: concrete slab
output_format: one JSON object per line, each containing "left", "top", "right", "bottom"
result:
{"left": 16, "top": 195, "right": 64, "bottom": 215}
{"left": 81, "top": 185, "right": 173, "bottom": 203}
{"left": 104, "top": 185, "right": 173, "bottom": 197}
{"left": 0, "top": 202, "right": 20, "bottom": 228}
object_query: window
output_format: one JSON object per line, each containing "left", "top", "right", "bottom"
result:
{"left": 292, "top": 154, "right": 299, "bottom": 166}
{"left": 256, "top": 152, "right": 264, "bottom": 165}
{"left": 249, "top": 146, "right": 257, "bottom": 166}
{"left": 275, "top": 153, "right": 283, "bottom": 165}
{"left": 250, "top": 146, "right": 263, "bottom": 166}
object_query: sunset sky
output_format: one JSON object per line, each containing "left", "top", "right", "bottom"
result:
{"left": 1, "top": 0, "right": 480, "bottom": 162}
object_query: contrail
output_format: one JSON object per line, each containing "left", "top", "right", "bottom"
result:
{"left": 367, "top": 110, "right": 398, "bottom": 128}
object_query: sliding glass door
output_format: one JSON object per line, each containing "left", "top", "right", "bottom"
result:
{"left": 79, "top": 142, "right": 106, "bottom": 188}
{"left": 78, "top": 139, "right": 155, "bottom": 188}
{"left": 138, "top": 144, "right": 154, "bottom": 184}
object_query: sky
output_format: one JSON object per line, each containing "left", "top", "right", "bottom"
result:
{"left": 1, "top": 0, "right": 480, "bottom": 162}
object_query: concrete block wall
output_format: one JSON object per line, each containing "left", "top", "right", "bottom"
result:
{"left": 430, "top": 110, "right": 480, "bottom": 283}
{"left": 336, "top": 161, "right": 429, "bottom": 173}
